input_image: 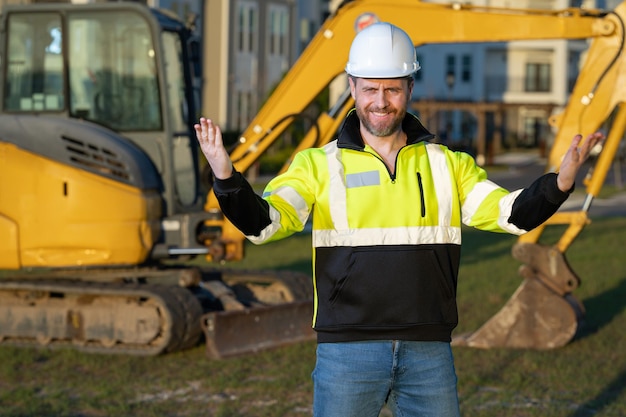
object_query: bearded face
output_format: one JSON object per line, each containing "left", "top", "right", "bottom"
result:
{"left": 350, "top": 77, "right": 413, "bottom": 138}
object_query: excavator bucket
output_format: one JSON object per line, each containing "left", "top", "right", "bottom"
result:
{"left": 201, "top": 300, "right": 315, "bottom": 359}
{"left": 452, "top": 242, "right": 585, "bottom": 349}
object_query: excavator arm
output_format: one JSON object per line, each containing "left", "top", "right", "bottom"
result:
{"left": 204, "top": 0, "right": 626, "bottom": 350}
{"left": 456, "top": 4, "right": 626, "bottom": 349}
{"left": 464, "top": 5, "right": 626, "bottom": 350}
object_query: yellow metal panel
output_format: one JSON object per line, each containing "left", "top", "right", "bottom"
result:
{"left": 0, "top": 143, "right": 161, "bottom": 268}
{"left": 0, "top": 214, "right": 19, "bottom": 269}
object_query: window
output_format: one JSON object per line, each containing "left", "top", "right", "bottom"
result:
{"left": 461, "top": 54, "right": 472, "bottom": 82}
{"left": 268, "top": 6, "right": 288, "bottom": 56}
{"left": 525, "top": 62, "right": 551, "bottom": 92}
{"left": 162, "top": 32, "right": 187, "bottom": 134}
{"left": 4, "top": 13, "right": 64, "bottom": 112}
{"left": 233, "top": 2, "right": 259, "bottom": 129}
{"left": 67, "top": 11, "right": 162, "bottom": 130}
{"left": 4, "top": 10, "right": 162, "bottom": 131}
{"left": 445, "top": 54, "right": 456, "bottom": 90}
{"left": 446, "top": 55, "right": 456, "bottom": 76}
{"left": 237, "top": 2, "right": 258, "bottom": 53}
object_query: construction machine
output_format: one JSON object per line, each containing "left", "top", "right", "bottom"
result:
{"left": 202, "top": 0, "right": 626, "bottom": 350}
{"left": 2, "top": 0, "right": 625, "bottom": 359}
{"left": 0, "top": 2, "right": 315, "bottom": 358}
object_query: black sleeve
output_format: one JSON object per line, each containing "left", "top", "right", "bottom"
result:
{"left": 212, "top": 171, "right": 272, "bottom": 236}
{"left": 507, "top": 172, "right": 573, "bottom": 231}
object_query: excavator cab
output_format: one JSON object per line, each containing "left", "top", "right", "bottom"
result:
{"left": 0, "top": 2, "right": 213, "bottom": 266}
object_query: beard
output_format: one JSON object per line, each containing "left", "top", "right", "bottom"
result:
{"left": 356, "top": 104, "right": 406, "bottom": 137}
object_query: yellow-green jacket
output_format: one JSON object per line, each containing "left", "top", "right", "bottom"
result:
{"left": 213, "top": 111, "right": 571, "bottom": 343}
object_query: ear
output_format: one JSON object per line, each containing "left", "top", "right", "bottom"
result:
{"left": 348, "top": 76, "right": 357, "bottom": 99}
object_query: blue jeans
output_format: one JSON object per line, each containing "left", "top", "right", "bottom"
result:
{"left": 312, "top": 340, "right": 460, "bottom": 417}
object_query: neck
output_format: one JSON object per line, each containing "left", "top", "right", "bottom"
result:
{"left": 361, "top": 128, "right": 406, "bottom": 154}
{"left": 361, "top": 128, "right": 406, "bottom": 173}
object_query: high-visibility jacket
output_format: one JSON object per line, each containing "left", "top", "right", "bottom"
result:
{"left": 213, "top": 110, "right": 571, "bottom": 343}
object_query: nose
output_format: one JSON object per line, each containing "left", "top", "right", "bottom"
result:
{"left": 373, "top": 89, "right": 388, "bottom": 108}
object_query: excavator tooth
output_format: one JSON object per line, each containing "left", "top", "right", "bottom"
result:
{"left": 452, "top": 243, "right": 585, "bottom": 350}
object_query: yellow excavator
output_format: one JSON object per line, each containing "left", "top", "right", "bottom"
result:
{"left": 0, "top": 2, "right": 314, "bottom": 358}
{"left": 0, "top": 0, "right": 624, "bottom": 358}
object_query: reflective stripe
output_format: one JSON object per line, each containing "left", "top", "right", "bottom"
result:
{"left": 266, "top": 185, "right": 310, "bottom": 227}
{"left": 346, "top": 170, "right": 380, "bottom": 188}
{"left": 248, "top": 185, "right": 311, "bottom": 244}
{"left": 325, "top": 143, "right": 350, "bottom": 231}
{"left": 497, "top": 189, "right": 527, "bottom": 234}
{"left": 247, "top": 205, "right": 283, "bottom": 244}
{"left": 461, "top": 180, "right": 500, "bottom": 225}
{"left": 425, "top": 144, "right": 453, "bottom": 226}
{"left": 313, "top": 225, "right": 462, "bottom": 247}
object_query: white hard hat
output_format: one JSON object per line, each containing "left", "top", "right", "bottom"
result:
{"left": 345, "top": 22, "right": 420, "bottom": 78}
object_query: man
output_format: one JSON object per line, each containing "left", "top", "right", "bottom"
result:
{"left": 195, "top": 22, "right": 603, "bottom": 417}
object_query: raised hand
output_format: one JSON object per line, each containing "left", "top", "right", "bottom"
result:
{"left": 194, "top": 117, "right": 234, "bottom": 180}
{"left": 556, "top": 132, "right": 605, "bottom": 192}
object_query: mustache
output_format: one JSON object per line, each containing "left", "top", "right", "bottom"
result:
{"left": 368, "top": 107, "right": 395, "bottom": 114}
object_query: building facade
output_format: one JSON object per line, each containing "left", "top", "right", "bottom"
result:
{"left": 193, "top": 0, "right": 328, "bottom": 135}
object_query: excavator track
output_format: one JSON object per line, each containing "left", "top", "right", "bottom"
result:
{"left": 0, "top": 267, "right": 315, "bottom": 358}
{"left": 0, "top": 279, "right": 203, "bottom": 355}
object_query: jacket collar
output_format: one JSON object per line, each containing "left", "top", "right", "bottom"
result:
{"left": 337, "top": 109, "right": 435, "bottom": 150}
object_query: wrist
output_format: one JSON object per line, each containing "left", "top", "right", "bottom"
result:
{"left": 214, "top": 164, "right": 234, "bottom": 180}
{"left": 556, "top": 173, "right": 574, "bottom": 193}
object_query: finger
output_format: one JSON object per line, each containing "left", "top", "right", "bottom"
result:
{"left": 579, "top": 132, "right": 602, "bottom": 155}
{"left": 590, "top": 131, "right": 605, "bottom": 146}
{"left": 195, "top": 117, "right": 208, "bottom": 142}
{"left": 194, "top": 124, "right": 203, "bottom": 141}
{"left": 205, "top": 119, "right": 216, "bottom": 144}
{"left": 213, "top": 123, "right": 223, "bottom": 148}
{"left": 564, "top": 134, "right": 583, "bottom": 160}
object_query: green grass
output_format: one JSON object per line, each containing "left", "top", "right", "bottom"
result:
{"left": 1, "top": 217, "right": 625, "bottom": 416}
{"left": 453, "top": 217, "right": 626, "bottom": 417}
